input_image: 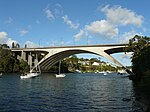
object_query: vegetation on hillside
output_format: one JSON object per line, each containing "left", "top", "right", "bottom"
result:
{"left": 48, "top": 55, "right": 121, "bottom": 73}
{"left": 127, "top": 35, "right": 150, "bottom": 80}
{"left": 0, "top": 44, "right": 29, "bottom": 73}
{"left": 127, "top": 35, "right": 150, "bottom": 110}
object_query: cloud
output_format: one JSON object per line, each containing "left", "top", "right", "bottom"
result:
{"left": 85, "top": 20, "right": 118, "bottom": 38}
{"left": 0, "top": 32, "right": 41, "bottom": 48}
{"left": 119, "top": 30, "right": 140, "bottom": 43}
{"left": 0, "top": 32, "right": 7, "bottom": 43}
{"left": 101, "top": 5, "right": 143, "bottom": 27}
{"left": 55, "top": 3, "right": 62, "bottom": 8}
{"left": 18, "top": 25, "right": 31, "bottom": 37}
{"left": 44, "top": 5, "right": 55, "bottom": 21}
{"left": 62, "top": 15, "right": 79, "bottom": 29}
{"left": 74, "top": 5, "right": 144, "bottom": 41}
{"left": 45, "top": 9, "right": 55, "bottom": 21}
{"left": 74, "top": 19, "right": 118, "bottom": 41}
{"left": 5, "top": 17, "right": 13, "bottom": 24}
{"left": 0, "top": 32, "right": 18, "bottom": 47}
{"left": 19, "top": 30, "right": 29, "bottom": 36}
{"left": 24, "top": 41, "right": 40, "bottom": 48}
{"left": 54, "top": 4, "right": 63, "bottom": 17}
{"left": 74, "top": 30, "right": 84, "bottom": 41}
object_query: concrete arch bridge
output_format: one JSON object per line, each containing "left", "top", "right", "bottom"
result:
{"left": 11, "top": 44, "right": 131, "bottom": 73}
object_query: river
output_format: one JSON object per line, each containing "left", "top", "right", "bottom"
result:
{"left": 0, "top": 73, "right": 144, "bottom": 112}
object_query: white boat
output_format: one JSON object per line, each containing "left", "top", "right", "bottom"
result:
{"left": 98, "top": 71, "right": 107, "bottom": 74}
{"left": 106, "top": 71, "right": 112, "bottom": 73}
{"left": 118, "top": 69, "right": 126, "bottom": 74}
{"left": 56, "top": 73, "right": 66, "bottom": 78}
{"left": 98, "top": 71, "right": 105, "bottom": 74}
{"left": 55, "top": 60, "right": 66, "bottom": 78}
{"left": 20, "top": 65, "right": 41, "bottom": 79}
{"left": 103, "top": 71, "right": 108, "bottom": 75}
{"left": 75, "top": 69, "right": 81, "bottom": 73}
{"left": 20, "top": 72, "right": 40, "bottom": 79}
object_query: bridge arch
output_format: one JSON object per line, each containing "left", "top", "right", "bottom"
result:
{"left": 36, "top": 48, "right": 125, "bottom": 71}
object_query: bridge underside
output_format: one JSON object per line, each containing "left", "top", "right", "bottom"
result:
{"left": 33, "top": 48, "right": 125, "bottom": 72}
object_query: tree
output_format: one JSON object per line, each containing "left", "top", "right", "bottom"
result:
{"left": 1, "top": 44, "right": 9, "bottom": 48}
{"left": 128, "top": 35, "right": 150, "bottom": 58}
{"left": 19, "top": 60, "right": 29, "bottom": 73}
{"left": 25, "top": 44, "right": 27, "bottom": 48}
{"left": 16, "top": 43, "right": 20, "bottom": 48}
{"left": 0, "top": 47, "right": 15, "bottom": 72}
{"left": 127, "top": 35, "right": 150, "bottom": 80}
{"left": 12, "top": 42, "right": 15, "bottom": 48}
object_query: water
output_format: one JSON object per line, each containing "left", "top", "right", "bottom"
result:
{"left": 0, "top": 73, "right": 144, "bottom": 112}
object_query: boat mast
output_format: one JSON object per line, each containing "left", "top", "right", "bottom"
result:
{"left": 59, "top": 60, "right": 61, "bottom": 75}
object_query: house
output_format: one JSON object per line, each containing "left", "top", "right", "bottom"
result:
{"left": 92, "top": 62, "right": 99, "bottom": 66}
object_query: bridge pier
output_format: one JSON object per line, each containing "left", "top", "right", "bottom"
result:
{"left": 21, "top": 51, "right": 26, "bottom": 61}
{"left": 17, "top": 54, "right": 21, "bottom": 61}
{"left": 28, "top": 52, "right": 32, "bottom": 69}
{"left": 34, "top": 53, "right": 38, "bottom": 71}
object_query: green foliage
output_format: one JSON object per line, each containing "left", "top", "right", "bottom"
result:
{"left": 128, "top": 35, "right": 150, "bottom": 59}
{"left": 24, "top": 44, "right": 27, "bottom": 48}
{"left": 0, "top": 47, "right": 15, "bottom": 72}
{"left": 0, "top": 44, "right": 29, "bottom": 73}
{"left": 57, "top": 55, "right": 118, "bottom": 73}
{"left": 127, "top": 35, "right": 150, "bottom": 79}
{"left": 128, "top": 35, "right": 150, "bottom": 99}
{"left": 0, "top": 44, "right": 9, "bottom": 48}
{"left": 132, "top": 46, "right": 150, "bottom": 78}
{"left": 12, "top": 42, "right": 15, "bottom": 48}
{"left": 19, "top": 60, "right": 29, "bottom": 73}
{"left": 11, "top": 42, "right": 20, "bottom": 48}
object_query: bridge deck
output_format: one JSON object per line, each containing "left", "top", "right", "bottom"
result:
{"left": 9, "top": 44, "right": 128, "bottom": 50}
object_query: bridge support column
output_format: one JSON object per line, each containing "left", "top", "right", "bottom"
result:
{"left": 21, "top": 51, "right": 26, "bottom": 61}
{"left": 17, "top": 55, "right": 21, "bottom": 60}
{"left": 28, "top": 52, "right": 32, "bottom": 69}
{"left": 34, "top": 53, "right": 38, "bottom": 66}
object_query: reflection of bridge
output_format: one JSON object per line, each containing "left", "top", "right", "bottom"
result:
{"left": 10, "top": 44, "right": 129, "bottom": 72}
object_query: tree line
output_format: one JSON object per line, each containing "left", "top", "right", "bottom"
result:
{"left": 48, "top": 55, "right": 120, "bottom": 73}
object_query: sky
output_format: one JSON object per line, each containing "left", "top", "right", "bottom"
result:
{"left": 0, "top": 0, "right": 150, "bottom": 66}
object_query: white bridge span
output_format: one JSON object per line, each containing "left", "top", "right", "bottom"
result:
{"left": 11, "top": 44, "right": 129, "bottom": 73}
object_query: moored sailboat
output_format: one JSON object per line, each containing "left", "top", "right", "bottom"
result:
{"left": 55, "top": 60, "right": 66, "bottom": 78}
{"left": 20, "top": 65, "right": 41, "bottom": 79}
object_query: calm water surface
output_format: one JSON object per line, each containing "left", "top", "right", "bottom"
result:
{"left": 0, "top": 73, "right": 144, "bottom": 112}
